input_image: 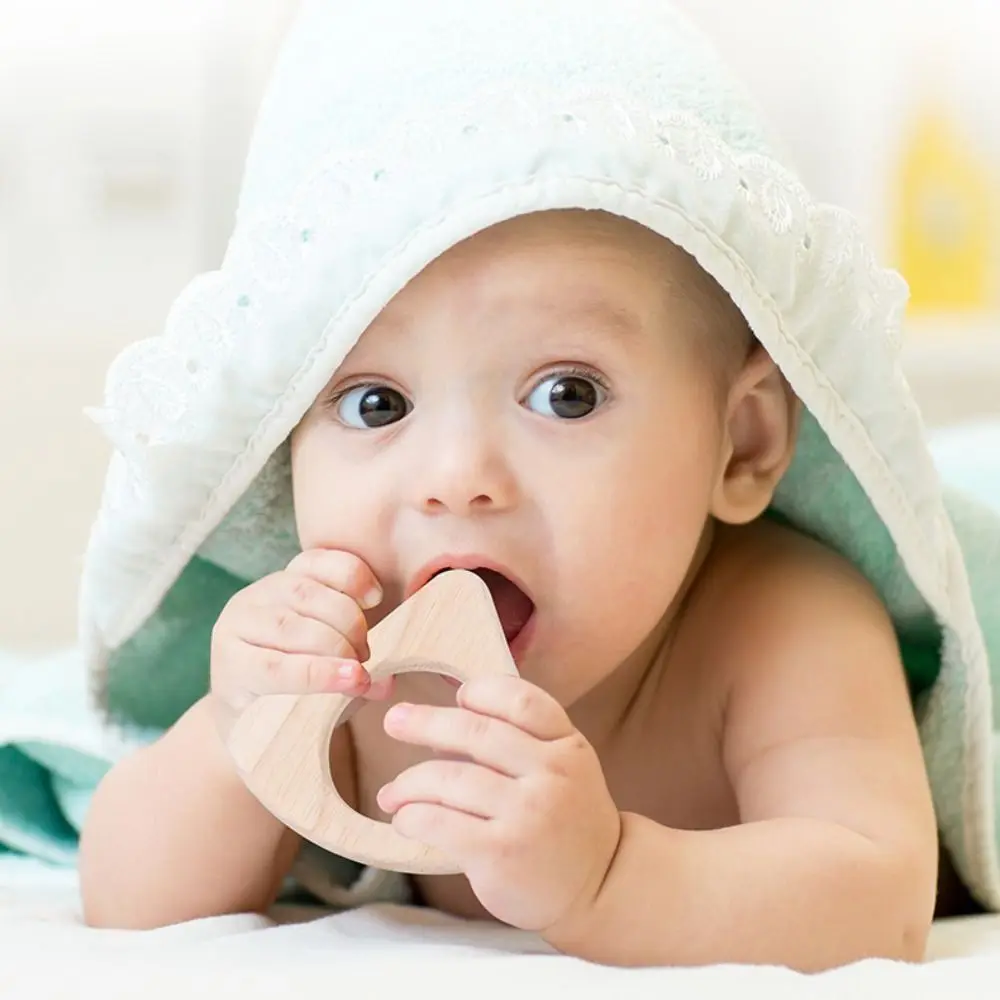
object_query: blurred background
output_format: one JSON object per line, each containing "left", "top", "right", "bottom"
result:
{"left": 1, "top": 0, "right": 998, "bottom": 651}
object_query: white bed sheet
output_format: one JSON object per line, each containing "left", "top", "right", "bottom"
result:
{"left": 4, "top": 857, "right": 1000, "bottom": 998}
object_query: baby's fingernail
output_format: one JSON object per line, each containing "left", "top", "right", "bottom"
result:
{"left": 336, "top": 661, "right": 362, "bottom": 680}
{"left": 376, "top": 783, "right": 395, "bottom": 811}
{"left": 361, "top": 585, "right": 383, "bottom": 610}
{"left": 385, "top": 704, "right": 411, "bottom": 728}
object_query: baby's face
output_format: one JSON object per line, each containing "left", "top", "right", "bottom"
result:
{"left": 292, "top": 211, "right": 734, "bottom": 707}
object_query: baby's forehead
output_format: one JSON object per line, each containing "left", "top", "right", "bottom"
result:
{"left": 319, "top": 210, "right": 752, "bottom": 405}
{"left": 381, "top": 210, "right": 718, "bottom": 327}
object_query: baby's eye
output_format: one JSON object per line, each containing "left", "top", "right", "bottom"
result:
{"left": 524, "top": 373, "right": 606, "bottom": 420}
{"left": 336, "top": 384, "right": 411, "bottom": 428}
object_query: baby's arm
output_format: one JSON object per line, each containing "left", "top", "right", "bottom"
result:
{"left": 80, "top": 549, "right": 383, "bottom": 929}
{"left": 79, "top": 695, "right": 354, "bottom": 929}
{"left": 79, "top": 695, "right": 301, "bottom": 928}
{"left": 549, "top": 547, "right": 938, "bottom": 971}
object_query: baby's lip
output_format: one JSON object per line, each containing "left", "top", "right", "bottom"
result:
{"left": 406, "top": 556, "right": 536, "bottom": 648}
{"left": 405, "top": 554, "right": 533, "bottom": 605}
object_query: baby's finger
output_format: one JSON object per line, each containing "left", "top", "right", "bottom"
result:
{"left": 377, "top": 758, "right": 507, "bottom": 819}
{"left": 254, "top": 577, "right": 370, "bottom": 660}
{"left": 286, "top": 549, "right": 383, "bottom": 610}
{"left": 239, "top": 643, "right": 373, "bottom": 698}
{"left": 326, "top": 675, "right": 396, "bottom": 729}
{"left": 383, "top": 703, "right": 539, "bottom": 778}
{"left": 457, "top": 675, "right": 573, "bottom": 742}
{"left": 251, "top": 601, "right": 368, "bottom": 661}
{"left": 364, "top": 676, "right": 396, "bottom": 701}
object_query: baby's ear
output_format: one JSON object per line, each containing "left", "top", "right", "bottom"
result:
{"left": 710, "top": 345, "right": 800, "bottom": 525}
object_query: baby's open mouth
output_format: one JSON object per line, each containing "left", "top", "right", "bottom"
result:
{"left": 472, "top": 567, "right": 535, "bottom": 644}
{"left": 431, "top": 566, "right": 535, "bottom": 645}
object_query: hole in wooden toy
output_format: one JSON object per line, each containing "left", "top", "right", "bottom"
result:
{"left": 326, "top": 666, "right": 466, "bottom": 826}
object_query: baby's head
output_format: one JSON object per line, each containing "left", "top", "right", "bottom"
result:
{"left": 291, "top": 209, "right": 799, "bottom": 706}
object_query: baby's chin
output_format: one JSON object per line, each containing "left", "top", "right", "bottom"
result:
{"left": 536, "top": 612, "right": 672, "bottom": 698}
{"left": 508, "top": 632, "right": 618, "bottom": 703}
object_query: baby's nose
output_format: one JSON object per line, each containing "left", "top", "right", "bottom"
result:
{"left": 422, "top": 489, "right": 495, "bottom": 515}
{"left": 414, "top": 426, "right": 518, "bottom": 516}
{"left": 420, "top": 465, "right": 511, "bottom": 516}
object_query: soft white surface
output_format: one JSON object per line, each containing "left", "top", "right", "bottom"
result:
{"left": 3, "top": 856, "right": 1000, "bottom": 997}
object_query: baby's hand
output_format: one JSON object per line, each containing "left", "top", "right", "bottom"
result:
{"left": 209, "top": 549, "right": 392, "bottom": 722}
{"left": 376, "top": 675, "right": 621, "bottom": 937}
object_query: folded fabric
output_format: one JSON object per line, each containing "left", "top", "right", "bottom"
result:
{"left": 0, "top": 650, "right": 118, "bottom": 864}
{"left": 2, "top": 0, "right": 999, "bottom": 915}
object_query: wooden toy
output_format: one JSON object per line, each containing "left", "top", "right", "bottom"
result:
{"left": 226, "top": 569, "right": 519, "bottom": 875}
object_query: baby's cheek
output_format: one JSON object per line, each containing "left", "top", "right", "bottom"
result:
{"left": 573, "top": 476, "right": 708, "bottom": 631}
{"left": 291, "top": 437, "right": 371, "bottom": 542}
{"left": 293, "top": 476, "right": 371, "bottom": 555}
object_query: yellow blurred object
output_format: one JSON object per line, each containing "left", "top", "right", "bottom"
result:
{"left": 894, "top": 99, "right": 996, "bottom": 316}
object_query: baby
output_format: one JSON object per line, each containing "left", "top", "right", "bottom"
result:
{"left": 79, "top": 208, "right": 939, "bottom": 970}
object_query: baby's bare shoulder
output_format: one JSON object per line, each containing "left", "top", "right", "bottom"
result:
{"left": 692, "top": 517, "right": 920, "bottom": 783}
{"left": 699, "top": 517, "right": 897, "bottom": 668}
{"left": 679, "top": 516, "right": 914, "bottom": 746}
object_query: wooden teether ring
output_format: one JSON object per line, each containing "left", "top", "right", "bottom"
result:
{"left": 226, "top": 569, "right": 519, "bottom": 875}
